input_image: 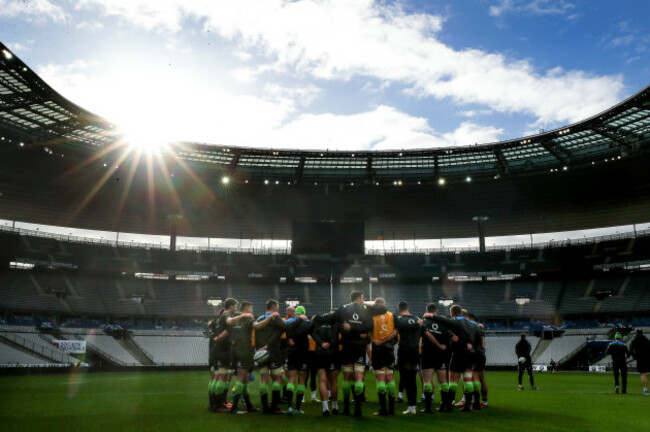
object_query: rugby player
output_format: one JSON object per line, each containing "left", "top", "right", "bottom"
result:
{"left": 314, "top": 291, "right": 387, "bottom": 417}
{"left": 284, "top": 305, "right": 313, "bottom": 416}
{"left": 210, "top": 298, "right": 238, "bottom": 412}
{"left": 227, "top": 301, "right": 277, "bottom": 414}
{"left": 421, "top": 303, "right": 453, "bottom": 413}
{"left": 425, "top": 304, "right": 477, "bottom": 413}
{"left": 311, "top": 311, "right": 341, "bottom": 415}
{"left": 394, "top": 300, "right": 423, "bottom": 415}
{"left": 254, "top": 299, "right": 290, "bottom": 414}
{"left": 367, "top": 298, "right": 398, "bottom": 416}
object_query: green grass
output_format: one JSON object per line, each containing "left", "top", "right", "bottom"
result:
{"left": 0, "top": 370, "right": 647, "bottom": 432}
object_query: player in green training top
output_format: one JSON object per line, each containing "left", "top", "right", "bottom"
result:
{"left": 227, "top": 301, "right": 277, "bottom": 414}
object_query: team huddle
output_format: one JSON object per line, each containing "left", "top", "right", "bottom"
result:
{"left": 206, "top": 292, "right": 488, "bottom": 417}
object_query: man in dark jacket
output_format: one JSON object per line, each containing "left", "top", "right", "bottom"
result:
{"left": 606, "top": 332, "right": 630, "bottom": 394}
{"left": 630, "top": 329, "right": 650, "bottom": 395}
{"left": 515, "top": 333, "right": 538, "bottom": 390}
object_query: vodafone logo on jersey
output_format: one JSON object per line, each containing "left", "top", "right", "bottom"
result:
{"left": 349, "top": 312, "right": 362, "bottom": 325}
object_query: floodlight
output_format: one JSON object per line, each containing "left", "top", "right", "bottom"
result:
{"left": 221, "top": 176, "right": 230, "bottom": 184}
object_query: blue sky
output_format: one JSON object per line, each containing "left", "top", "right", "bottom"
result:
{"left": 1, "top": 0, "right": 649, "bottom": 151}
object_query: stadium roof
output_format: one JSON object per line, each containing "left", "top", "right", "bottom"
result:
{"left": 1, "top": 42, "right": 650, "bottom": 240}
{"left": 1, "top": 42, "right": 649, "bottom": 185}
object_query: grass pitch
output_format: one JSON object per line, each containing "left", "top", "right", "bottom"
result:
{"left": 1, "top": 370, "right": 647, "bottom": 432}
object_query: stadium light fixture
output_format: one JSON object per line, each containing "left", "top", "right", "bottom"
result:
{"left": 515, "top": 297, "right": 531, "bottom": 305}
{"left": 466, "top": 176, "right": 471, "bottom": 182}
{"left": 19, "top": 142, "right": 24, "bottom": 147}
{"left": 285, "top": 299, "right": 301, "bottom": 307}
{"left": 438, "top": 178, "right": 446, "bottom": 186}
{"left": 2, "top": 49, "right": 12, "bottom": 59}
{"left": 275, "top": 180, "right": 279, "bottom": 185}
{"left": 221, "top": 176, "right": 230, "bottom": 184}
{"left": 207, "top": 298, "right": 222, "bottom": 306}
{"left": 264, "top": 179, "right": 269, "bottom": 185}
{"left": 438, "top": 298, "right": 454, "bottom": 307}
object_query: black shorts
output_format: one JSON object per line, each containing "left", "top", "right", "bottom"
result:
{"left": 449, "top": 352, "right": 472, "bottom": 373}
{"left": 213, "top": 344, "right": 232, "bottom": 369}
{"left": 397, "top": 347, "right": 420, "bottom": 371}
{"left": 473, "top": 353, "right": 486, "bottom": 372}
{"left": 372, "top": 344, "right": 396, "bottom": 370}
{"left": 341, "top": 345, "right": 367, "bottom": 366}
{"left": 637, "top": 360, "right": 650, "bottom": 374}
{"left": 234, "top": 347, "right": 254, "bottom": 371}
{"left": 267, "top": 348, "right": 285, "bottom": 370}
{"left": 286, "top": 350, "right": 311, "bottom": 371}
{"left": 421, "top": 349, "right": 451, "bottom": 370}
{"left": 314, "top": 353, "right": 340, "bottom": 372}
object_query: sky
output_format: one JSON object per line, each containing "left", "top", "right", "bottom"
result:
{"left": 1, "top": 0, "right": 649, "bottom": 152}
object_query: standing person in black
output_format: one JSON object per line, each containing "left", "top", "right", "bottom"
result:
{"left": 314, "top": 291, "right": 387, "bottom": 417}
{"left": 421, "top": 303, "right": 453, "bottom": 413}
{"left": 424, "top": 304, "right": 477, "bottom": 413}
{"left": 311, "top": 313, "right": 341, "bottom": 415}
{"left": 606, "top": 332, "right": 630, "bottom": 394}
{"left": 630, "top": 329, "right": 650, "bottom": 395}
{"left": 516, "top": 333, "right": 538, "bottom": 391}
{"left": 394, "top": 300, "right": 423, "bottom": 415}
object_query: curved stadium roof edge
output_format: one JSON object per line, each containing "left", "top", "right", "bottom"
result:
{"left": 1, "top": 41, "right": 649, "bottom": 183}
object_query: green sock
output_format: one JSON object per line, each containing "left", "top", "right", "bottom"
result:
{"left": 473, "top": 381, "right": 481, "bottom": 393}
{"left": 272, "top": 382, "right": 282, "bottom": 392}
{"left": 441, "top": 382, "right": 449, "bottom": 392}
{"left": 377, "top": 381, "right": 386, "bottom": 394}
{"left": 448, "top": 382, "right": 458, "bottom": 393}
{"left": 464, "top": 381, "right": 474, "bottom": 393}
{"left": 342, "top": 380, "right": 351, "bottom": 397}
{"left": 208, "top": 379, "right": 216, "bottom": 394}
{"left": 286, "top": 383, "right": 295, "bottom": 392}
{"left": 423, "top": 382, "right": 433, "bottom": 393}
{"left": 386, "top": 381, "right": 396, "bottom": 397}
{"left": 354, "top": 381, "right": 364, "bottom": 395}
{"left": 259, "top": 383, "right": 268, "bottom": 395}
{"left": 297, "top": 384, "right": 305, "bottom": 395}
{"left": 234, "top": 381, "right": 245, "bottom": 396}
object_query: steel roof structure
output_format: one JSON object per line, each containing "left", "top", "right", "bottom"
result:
{"left": 1, "top": 42, "right": 649, "bottom": 185}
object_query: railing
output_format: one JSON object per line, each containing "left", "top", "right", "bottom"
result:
{"left": 0, "top": 331, "right": 73, "bottom": 364}
{"left": 2, "top": 221, "right": 649, "bottom": 256}
{"left": 0, "top": 225, "right": 169, "bottom": 251}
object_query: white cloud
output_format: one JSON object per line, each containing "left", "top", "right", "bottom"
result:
{"left": 38, "top": 59, "right": 503, "bottom": 151}
{"left": 0, "top": 0, "right": 67, "bottom": 22}
{"left": 267, "top": 109, "right": 504, "bottom": 150}
{"left": 489, "top": 0, "right": 575, "bottom": 18}
{"left": 75, "top": 21, "right": 104, "bottom": 31}
{"left": 6, "top": 41, "right": 31, "bottom": 53}
{"left": 75, "top": 0, "right": 623, "bottom": 128}
{"left": 233, "top": 50, "right": 252, "bottom": 62}
{"left": 457, "top": 109, "right": 493, "bottom": 118}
